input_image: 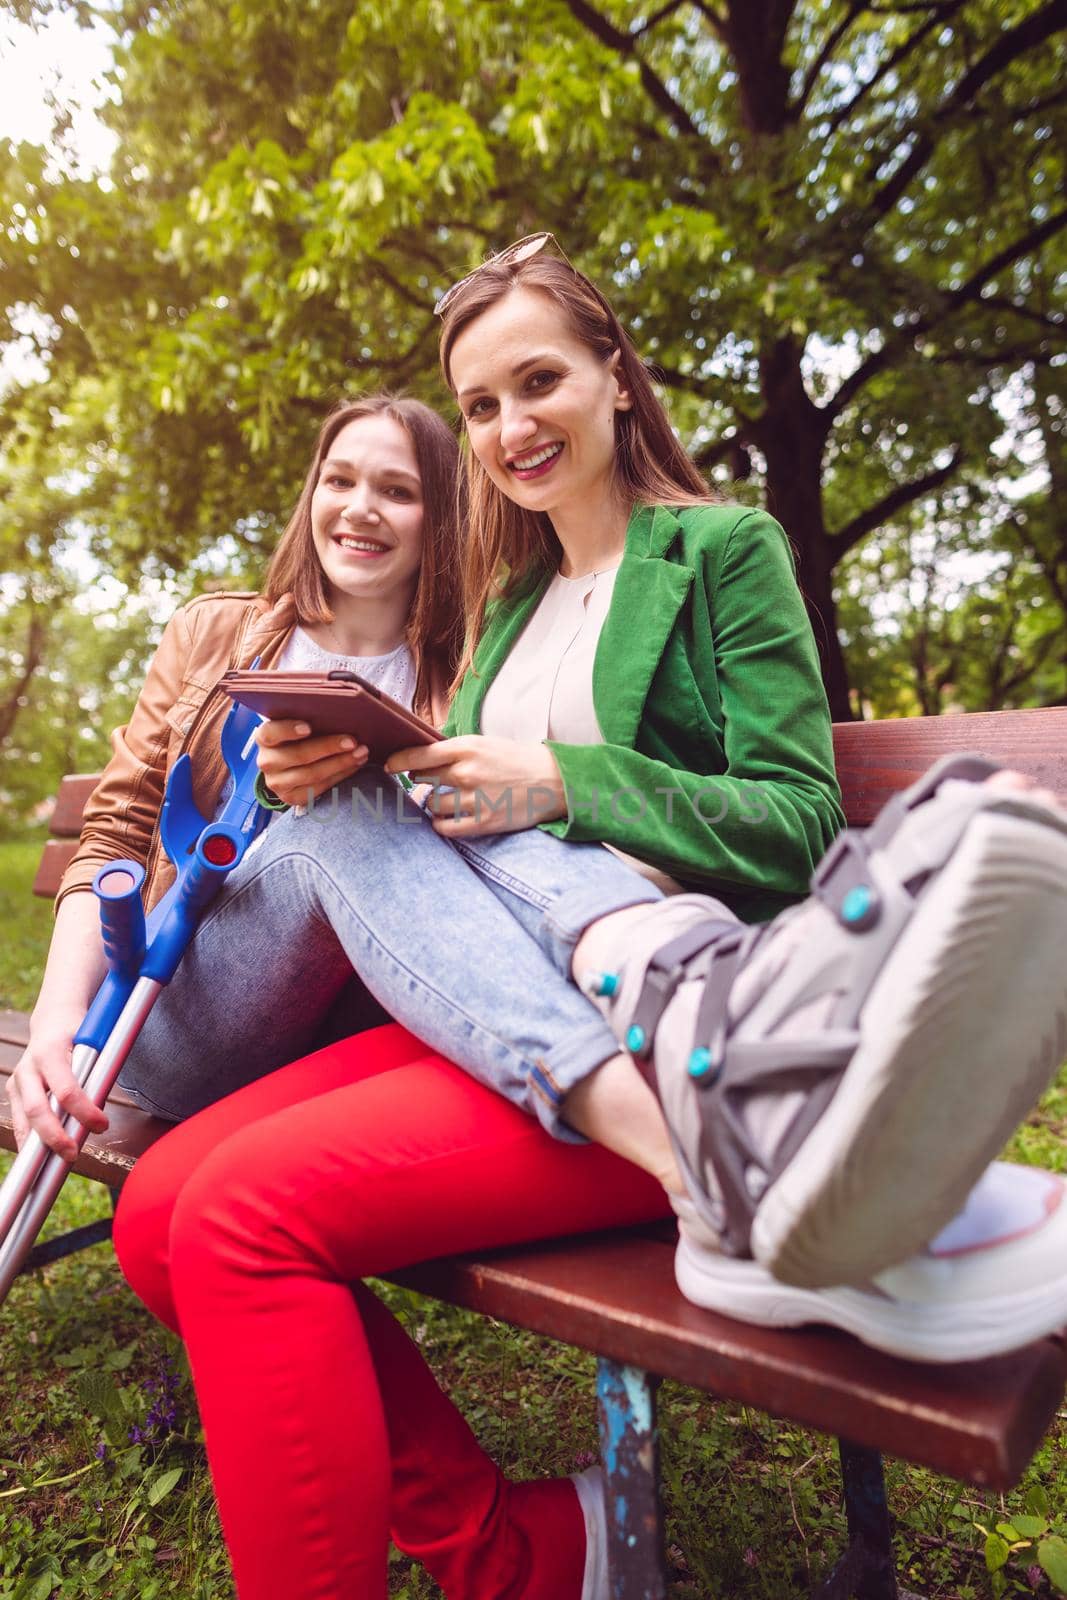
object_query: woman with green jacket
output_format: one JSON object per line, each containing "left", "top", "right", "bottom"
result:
{"left": 46, "top": 239, "right": 1067, "bottom": 1600}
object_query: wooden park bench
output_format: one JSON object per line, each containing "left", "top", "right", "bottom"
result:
{"left": 3, "top": 705, "right": 1067, "bottom": 1599}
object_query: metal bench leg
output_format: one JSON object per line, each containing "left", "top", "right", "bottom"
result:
{"left": 17, "top": 1187, "right": 121, "bottom": 1277}
{"left": 595, "top": 1358, "right": 666, "bottom": 1600}
{"left": 812, "top": 1438, "right": 920, "bottom": 1600}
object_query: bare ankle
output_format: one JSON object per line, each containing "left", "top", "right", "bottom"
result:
{"left": 561, "top": 1053, "right": 686, "bottom": 1195}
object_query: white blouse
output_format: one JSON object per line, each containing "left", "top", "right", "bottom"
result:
{"left": 277, "top": 627, "right": 416, "bottom": 710}
{"left": 480, "top": 566, "right": 681, "bottom": 895}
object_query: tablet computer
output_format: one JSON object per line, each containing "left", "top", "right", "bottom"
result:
{"left": 220, "top": 669, "right": 441, "bottom": 765}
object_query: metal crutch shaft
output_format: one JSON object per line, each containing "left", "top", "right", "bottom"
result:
{"left": 0, "top": 978, "right": 162, "bottom": 1300}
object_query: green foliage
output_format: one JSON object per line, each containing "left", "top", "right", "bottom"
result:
{"left": 0, "top": 1208, "right": 231, "bottom": 1598}
{"left": 0, "top": 834, "right": 52, "bottom": 1009}
{"left": 1, "top": 0, "right": 1065, "bottom": 795}
{"left": 976, "top": 1490, "right": 1067, "bottom": 1597}
{"left": 0, "top": 596, "right": 157, "bottom": 831}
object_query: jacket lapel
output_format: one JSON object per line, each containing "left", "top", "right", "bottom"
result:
{"left": 592, "top": 505, "right": 694, "bottom": 747}
{"left": 451, "top": 505, "right": 694, "bottom": 741}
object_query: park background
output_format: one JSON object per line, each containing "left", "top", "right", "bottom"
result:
{"left": 0, "top": 1, "right": 1065, "bottom": 1596}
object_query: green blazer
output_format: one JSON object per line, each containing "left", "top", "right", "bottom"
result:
{"left": 445, "top": 503, "right": 845, "bottom": 923}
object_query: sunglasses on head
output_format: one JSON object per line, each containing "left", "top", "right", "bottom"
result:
{"left": 433, "top": 232, "right": 572, "bottom": 318}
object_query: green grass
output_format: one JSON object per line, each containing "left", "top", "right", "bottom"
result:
{"left": 3, "top": 841, "right": 1067, "bottom": 1597}
{"left": 6, "top": 1206, "right": 1067, "bottom": 1600}
{"left": 0, "top": 833, "right": 54, "bottom": 1012}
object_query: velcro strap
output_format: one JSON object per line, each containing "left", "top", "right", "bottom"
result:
{"left": 626, "top": 917, "right": 736, "bottom": 1060}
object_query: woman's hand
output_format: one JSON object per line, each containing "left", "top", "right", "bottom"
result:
{"left": 385, "top": 736, "right": 567, "bottom": 837}
{"left": 255, "top": 720, "right": 370, "bottom": 807}
{"left": 8, "top": 1013, "right": 109, "bottom": 1159}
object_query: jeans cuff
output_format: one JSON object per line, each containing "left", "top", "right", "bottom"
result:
{"left": 528, "top": 1017, "right": 625, "bottom": 1142}
{"left": 542, "top": 880, "right": 661, "bottom": 974}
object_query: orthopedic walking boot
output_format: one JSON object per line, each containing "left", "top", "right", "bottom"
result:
{"left": 580, "top": 756, "right": 1067, "bottom": 1292}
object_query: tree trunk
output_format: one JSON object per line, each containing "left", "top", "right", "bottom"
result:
{"left": 754, "top": 337, "right": 853, "bottom": 721}
{"left": 0, "top": 607, "right": 45, "bottom": 748}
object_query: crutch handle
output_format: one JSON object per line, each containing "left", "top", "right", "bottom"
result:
{"left": 73, "top": 861, "right": 147, "bottom": 1051}
{"left": 96, "top": 860, "right": 147, "bottom": 982}
{"left": 141, "top": 823, "right": 247, "bottom": 983}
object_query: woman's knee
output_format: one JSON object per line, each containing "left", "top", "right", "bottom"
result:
{"left": 165, "top": 1131, "right": 323, "bottom": 1307}
{"left": 112, "top": 1146, "right": 186, "bottom": 1328}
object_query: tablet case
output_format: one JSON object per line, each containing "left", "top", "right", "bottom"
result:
{"left": 219, "top": 669, "right": 441, "bottom": 765}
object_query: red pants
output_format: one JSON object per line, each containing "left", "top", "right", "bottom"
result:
{"left": 113, "top": 1023, "right": 669, "bottom": 1599}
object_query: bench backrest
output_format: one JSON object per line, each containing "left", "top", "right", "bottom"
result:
{"left": 33, "top": 706, "right": 1067, "bottom": 899}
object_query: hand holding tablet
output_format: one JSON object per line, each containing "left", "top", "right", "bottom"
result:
{"left": 220, "top": 669, "right": 441, "bottom": 767}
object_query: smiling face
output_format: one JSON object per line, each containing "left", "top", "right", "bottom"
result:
{"left": 309, "top": 414, "right": 425, "bottom": 613}
{"left": 449, "top": 286, "right": 631, "bottom": 529}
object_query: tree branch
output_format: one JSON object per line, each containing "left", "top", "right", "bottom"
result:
{"left": 691, "top": 1, "right": 730, "bottom": 38}
{"left": 1005, "top": 86, "right": 1067, "bottom": 122}
{"left": 692, "top": 434, "right": 737, "bottom": 469}
{"left": 866, "top": 0, "right": 965, "bottom": 12}
{"left": 862, "top": 2, "right": 1067, "bottom": 229}
{"left": 791, "top": 1, "right": 869, "bottom": 121}
{"left": 631, "top": 0, "right": 688, "bottom": 39}
{"left": 829, "top": 447, "right": 964, "bottom": 565}
{"left": 927, "top": 344, "right": 1064, "bottom": 366}
{"left": 562, "top": 0, "right": 707, "bottom": 145}
{"left": 828, "top": 206, "right": 1067, "bottom": 416}
{"left": 1005, "top": 510, "right": 1067, "bottom": 614}
{"left": 651, "top": 362, "right": 755, "bottom": 413}
{"left": 343, "top": 319, "right": 437, "bottom": 376}
{"left": 371, "top": 261, "right": 434, "bottom": 312}
{"left": 991, "top": 621, "right": 1061, "bottom": 706}
{"left": 974, "top": 295, "right": 1067, "bottom": 335}
{"left": 0, "top": 606, "right": 46, "bottom": 748}
{"left": 823, "top": 3, "right": 963, "bottom": 138}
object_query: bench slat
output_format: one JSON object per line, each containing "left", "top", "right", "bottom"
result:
{"left": 832, "top": 707, "right": 1067, "bottom": 825}
{"left": 0, "top": 1054, "right": 173, "bottom": 1187}
{"left": 0, "top": 1040, "right": 24, "bottom": 1074}
{"left": 33, "top": 839, "right": 81, "bottom": 900}
{"left": 50, "top": 774, "right": 102, "bottom": 837}
{"left": 0, "top": 1012, "right": 30, "bottom": 1049}
{"left": 390, "top": 1232, "right": 1067, "bottom": 1491}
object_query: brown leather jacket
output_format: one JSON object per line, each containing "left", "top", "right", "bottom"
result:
{"left": 60, "top": 590, "right": 451, "bottom": 914}
{"left": 59, "top": 592, "right": 300, "bottom": 913}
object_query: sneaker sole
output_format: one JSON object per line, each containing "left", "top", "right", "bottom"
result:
{"left": 676, "top": 1228, "right": 1067, "bottom": 1364}
{"left": 751, "top": 809, "right": 1067, "bottom": 1288}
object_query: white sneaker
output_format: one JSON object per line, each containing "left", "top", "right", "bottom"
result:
{"left": 673, "top": 1162, "right": 1067, "bottom": 1362}
{"left": 570, "top": 1465, "right": 608, "bottom": 1600}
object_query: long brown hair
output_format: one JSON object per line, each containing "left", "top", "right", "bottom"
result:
{"left": 439, "top": 254, "right": 717, "bottom": 683}
{"left": 265, "top": 395, "right": 465, "bottom": 719}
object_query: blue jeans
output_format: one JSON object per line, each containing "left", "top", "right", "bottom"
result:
{"left": 119, "top": 771, "right": 663, "bottom": 1137}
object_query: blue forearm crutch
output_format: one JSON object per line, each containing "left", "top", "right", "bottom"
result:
{"left": 0, "top": 696, "right": 269, "bottom": 1304}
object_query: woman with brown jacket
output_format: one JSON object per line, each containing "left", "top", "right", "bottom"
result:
{"left": 10, "top": 392, "right": 464, "bottom": 1141}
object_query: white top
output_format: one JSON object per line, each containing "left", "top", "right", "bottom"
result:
{"left": 481, "top": 567, "right": 618, "bottom": 744}
{"left": 277, "top": 626, "right": 417, "bottom": 710}
{"left": 237, "top": 627, "right": 415, "bottom": 844}
{"left": 480, "top": 566, "right": 682, "bottom": 895}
